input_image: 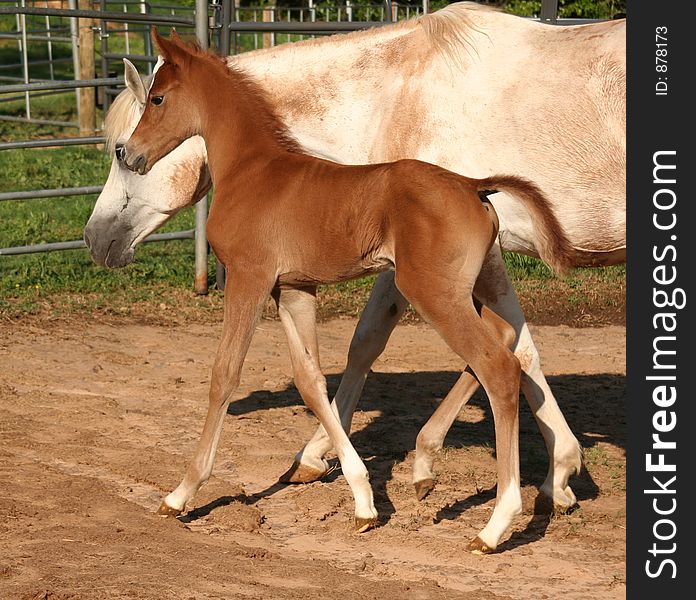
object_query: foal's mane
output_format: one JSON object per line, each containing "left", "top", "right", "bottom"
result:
{"left": 172, "top": 39, "right": 302, "bottom": 153}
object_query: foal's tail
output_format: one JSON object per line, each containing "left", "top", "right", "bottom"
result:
{"left": 476, "top": 175, "right": 575, "bottom": 275}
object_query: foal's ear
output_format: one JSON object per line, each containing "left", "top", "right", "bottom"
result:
{"left": 151, "top": 27, "right": 190, "bottom": 68}
{"left": 170, "top": 28, "right": 184, "bottom": 45}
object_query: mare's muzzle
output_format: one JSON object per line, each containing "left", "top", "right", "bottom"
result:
{"left": 83, "top": 217, "right": 136, "bottom": 268}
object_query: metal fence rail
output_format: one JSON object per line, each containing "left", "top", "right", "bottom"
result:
{"left": 0, "top": 76, "right": 122, "bottom": 93}
{"left": 0, "top": 230, "right": 195, "bottom": 256}
{"left": 0, "top": 186, "right": 104, "bottom": 202}
{"left": 0, "top": 6, "right": 194, "bottom": 26}
{"left": 0, "top": 136, "right": 104, "bottom": 150}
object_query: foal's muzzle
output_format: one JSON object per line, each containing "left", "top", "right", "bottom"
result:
{"left": 116, "top": 143, "right": 149, "bottom": 175}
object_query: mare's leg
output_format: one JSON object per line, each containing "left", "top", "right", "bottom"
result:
{"left": 412, "top": 302, "right": 517, "bottom": 501}
{"left": 286, "top": 248, "right": 582, "bottom": 512}
{"left": 396, "top": 269, "right": 522, "bottom": 553}
{"left": 475, "top": 246, "right": 582, "bottom": 510}
{"left": 275, "top": 287, "right": 378, "bottom": 531}
{"left": 280, "top": 271, "right": 408, "bottom": 483}
{"left": 158, "top": 274, "right": 273, "bottom": 516}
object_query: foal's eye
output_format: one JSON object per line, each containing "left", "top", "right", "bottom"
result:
{"left": 151, "top": 95, "right": 164, "bottom": 106}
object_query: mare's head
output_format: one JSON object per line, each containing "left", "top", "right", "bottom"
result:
{"left": 83, "top": 53, "right": 210, "bottom": 268}
{"left": 118, "top": 29, "right": 204, "bottom": 176}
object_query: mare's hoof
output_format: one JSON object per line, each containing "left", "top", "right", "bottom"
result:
{"left": 279, "top": 461, "right": 327, "bottom": 484}
{"left": 157, "top": 501, "right": 182, "bottom": 518}
{"left": 354, "top": 516, "right": 378, "bottom": 533}
{"left": 534, "top": 491, "right": 578, "bottom": 517}
{"left": 467, "top": 536, "right": 494, "bottom": 555}
{"left": 553, "top": 501, "right": 579, "bottom": 516}
{"left": 414, "top": 478, "right": 435, "bottom": 501}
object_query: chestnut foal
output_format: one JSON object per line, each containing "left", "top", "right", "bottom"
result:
{"left": 119, "top": 30, "right": 574, "bottom": 553}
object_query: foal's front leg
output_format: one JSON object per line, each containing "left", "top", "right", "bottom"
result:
{"left": 158, "top": 274, "right": 274, "bottom": 516}
{"left": 281, "top": 272, "right": 408, "bottom": 483}
{"left": 274, "top": 287, "right": 378, "bottom": 532}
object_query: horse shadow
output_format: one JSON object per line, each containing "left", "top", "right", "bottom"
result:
{"left": 188, "top": 369, "right": 625, "bottom": 548}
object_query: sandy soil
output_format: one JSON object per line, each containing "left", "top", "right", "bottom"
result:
{"left": 0, "top": 317, "right": 625, "bottom": 599}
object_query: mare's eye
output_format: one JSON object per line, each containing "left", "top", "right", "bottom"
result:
{"left": 151, "top": 95, "right": 164, "bottom": 106}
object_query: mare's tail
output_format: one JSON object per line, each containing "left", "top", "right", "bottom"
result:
{"left": 476, "top": 175, "right": 575, "bottom": 275}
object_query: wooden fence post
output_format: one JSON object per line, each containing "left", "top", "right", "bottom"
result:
{"left": 78, "top": 0, "right": 96, "bottom": 136}
{"left": 263, "top": 4, "right": 275, "bottom": 49}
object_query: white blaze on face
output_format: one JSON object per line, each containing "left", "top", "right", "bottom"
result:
{"left": 150, "top": 55, "right": 165, "bottom": 92}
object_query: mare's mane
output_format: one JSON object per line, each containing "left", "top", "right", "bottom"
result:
{"left": 235, "top": 3, "right": 493, "bottom": 68}
{"left": 104, "top": 72, "right": 151, "bottom": 153}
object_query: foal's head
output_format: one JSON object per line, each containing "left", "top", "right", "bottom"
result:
{"left": 119, "top": 29, "right": 207, "bottom": 175}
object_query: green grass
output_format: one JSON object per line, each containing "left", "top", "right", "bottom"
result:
{"left": 0, "top": 139, "right": 205, "bottom": 316}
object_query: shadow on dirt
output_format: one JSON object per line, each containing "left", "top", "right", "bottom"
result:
{"left": 221, "top": 370, "right": 625, "bottom": 543}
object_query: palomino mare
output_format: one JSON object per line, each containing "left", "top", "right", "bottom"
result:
{"left": 85, "top": 3, "right": 626, "bottom": 510}
{"left": 112, "top": 29, "right": 575, "bottom": 552}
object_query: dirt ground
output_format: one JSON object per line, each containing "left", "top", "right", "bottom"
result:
{"left": 0, "top": 316, "right": 625, "bottom": 600}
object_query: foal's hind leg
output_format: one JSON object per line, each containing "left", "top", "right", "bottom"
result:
{"left": 397, "top": 273, "right": 521, "bottom": 553}
{"left": 275, "top": 287, "right": 378, "bottom": 532}
{"left": 476, "top": 247, "right": 582, "bottom": 511}
{"left": 412, "top": 304, "right": 517, "bottom": 501}
{"left": 280, "top": 272, "right": 408, "bottom": 484}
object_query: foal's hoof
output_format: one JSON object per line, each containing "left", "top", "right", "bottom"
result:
{"left": 414, "top": 478, "right": 435, "bottom": 501}
{"left": 157, "top": 501, "right": 182, "bottom": 518}
{"left": 467, "top": 536, "right": 494, "bottom": 555}
{"left": 279, "top": 461, "right": 327, "bottom": 484}
{"left": 354, "top": 516, "right": 378, "bottom": 533}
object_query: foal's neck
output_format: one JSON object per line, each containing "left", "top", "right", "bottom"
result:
{"left": 192, "top": 58, "right": 298, "bottom": 180}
